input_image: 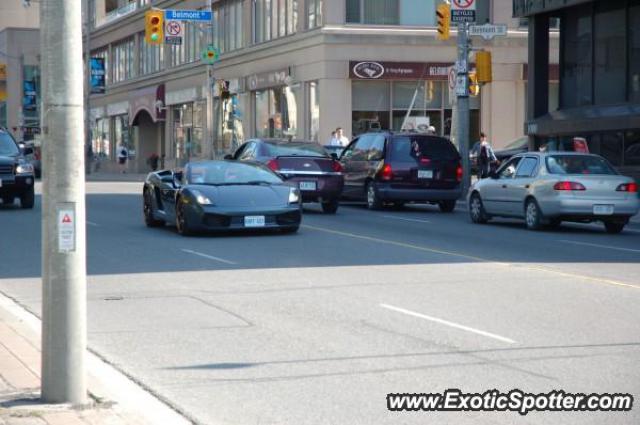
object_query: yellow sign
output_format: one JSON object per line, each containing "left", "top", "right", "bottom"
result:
{"left": 0, "top": 64, "right": 6, "bottom": 81}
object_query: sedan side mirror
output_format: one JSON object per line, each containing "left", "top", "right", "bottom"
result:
{"left": 224, "top": 154, "right": 233, "bottom": 160}
{"left": 330, "top": 153, "right": 338, "bottom": 160}
{"left": 489, "top": 171, "right": 499, "bottom": 179}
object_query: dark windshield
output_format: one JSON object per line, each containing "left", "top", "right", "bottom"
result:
{"left": 265, "top": 143, "right": 327, "bottom": 158}
{"left": 187, "top": 161, "right": 283, "bottom": 185}
{"left": 0, "top": 132, "right": 19, "bottom": 156}
{"left": 546, "top": 155, "right": 617, "bottom": 175}
{"left": 389, "top": 136, "right": 460, "bottom": 162}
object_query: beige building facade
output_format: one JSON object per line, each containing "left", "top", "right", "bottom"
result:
{"left": 87, "top": 0, "right": 557, "bottom": 173}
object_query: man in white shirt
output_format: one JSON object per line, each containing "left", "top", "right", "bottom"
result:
{"left": 331, "top": 127, "right": 350, "bottom": 147}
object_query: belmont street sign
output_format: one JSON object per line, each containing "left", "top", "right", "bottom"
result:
{"left": 469, "top": 23, "right": 508, "bottom": 40}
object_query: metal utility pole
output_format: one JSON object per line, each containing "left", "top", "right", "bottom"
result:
{"left": 206, "top": 0, "right": 216, "bottom": 159}
{"left": 41, "top": 0, "right": 88, "bottom": 404}
{"left": 455, "top": 22, "right": 471, "bottom": 195}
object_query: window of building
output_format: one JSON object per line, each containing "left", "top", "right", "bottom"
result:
{"left": 254, "top": 0, "right": 298, "bottom": 43}
{"left": 594, "top": 0, "right": 626, "bottom": 105}
{"left": 92, "top": 48, "right": 110, "bottom": 86}
{"left": 352, "top": 81, "right": 390, "bottom": 135}
{"left": 113, "top": 114, "right": 131, "bottom": 155}
{"left": 173, "top": 102, "right": 205, "bottom": 165}
{"left": 346, "top": 0, "right": 435, "bottom": 26}
{"left": 629, "top": 0, "right": 640, "bottom": 103}
{"left": 112, "top": 37, "right": 135, "bottom": 83}
{"left": 307, "top": 0, "right": 322, "bottom": 28}
{"left": 254, "top": 86, "right": 298, "bottom": 138}
{"left": 215, "top": 0, "right": 244, "bottom": 53}
{"left": 92, "top": 117, "right": 111, "bottom": 158}
{"left": 309, "top": 81, "right": 320, "bottom": 141}
{"left": 560, "top": 4, "right": 592, "bottom": 108}
{"left": 170, "top": 22, "right": 202, "bottom": 67}
{"left": 139, "top": 33, "right": 164, "bottom": 75}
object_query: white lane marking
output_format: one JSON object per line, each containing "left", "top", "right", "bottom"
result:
{"left": 381, "top": 304, "right": 517, "bottom": 344}
{"left": 383, "top": 215, "right": 431, "bottom": 224}
{"left": 181, "top": 249, "right": 237, "bottom": 265}
{"left": 87, "top": 221, "right": 100, "bottom": 227}
{"left": 558, "top": 240, "right": 640, "bottom": 254}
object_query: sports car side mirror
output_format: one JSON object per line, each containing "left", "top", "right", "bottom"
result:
{"left": 224, "top": 154, "right": 233, "bottom": 160}
{"left": 173, "top": 171, "right": 183, "bottom": 187}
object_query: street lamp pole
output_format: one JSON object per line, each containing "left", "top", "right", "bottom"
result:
{"left": 41, "top": 0, "right": 88, "bottom": 404}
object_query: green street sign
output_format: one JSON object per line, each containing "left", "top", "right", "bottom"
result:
{"left": 201, "top": 45, "right": 220, "bottom": 65}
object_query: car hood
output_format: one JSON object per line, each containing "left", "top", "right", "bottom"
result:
{"left": 190, "top": 183, "right": 291, "bottom": 208}
{"left": 0, "top": 155, "right": 18, "bottom": 166}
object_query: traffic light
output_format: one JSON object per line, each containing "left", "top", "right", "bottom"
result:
{"left": 145, "top": 10, "right": 164, "bottom": 45}
{"left": 469, "top": 72, "right": 480, "bottom": 96}
{"left": 476, "top": 51, "right": 493, "bottom": 83}
{"left": 436, "top": 3, "right": 451, "bottom": 41}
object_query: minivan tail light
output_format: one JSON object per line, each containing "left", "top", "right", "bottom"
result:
{"left": 267, "top": 159, "right": 279, "bottom": 172}
{"left": 616, "top": 182, "right": 638, "bottom": 193}
{"left": 379, "top": 163, "right": 393, "bottom": 181}
{"left": 332, "top": 161, "right": 343, "bottom": 173}
{"left": 419, "top": 157, "right": 432, "bottom": 165}
{"left": 553, "top": 181, "right": 586, "bottom": 191}
{"left": 456, "top": 164, "right": 463, "bottom": 182}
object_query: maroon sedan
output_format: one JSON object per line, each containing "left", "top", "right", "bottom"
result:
{"left": 228, "top": 139, "right": 344, "bottom": 213}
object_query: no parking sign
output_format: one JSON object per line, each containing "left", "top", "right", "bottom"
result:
{"left": 451, "top": 0, "right": 476, "bottom": 23}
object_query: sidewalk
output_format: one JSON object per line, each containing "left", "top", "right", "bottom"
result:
{"left": 0, "top": 294, "right": 192, "bottom": 425}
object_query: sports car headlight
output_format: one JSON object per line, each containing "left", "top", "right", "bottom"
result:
{"left": 191, "top": 189, "right": 212, "bottom": 205}
{"left": 16, "top": 163, "right": 34, "bottom": 175}
{"left": 289, "top": 188, "right": 300, "bottom": 203}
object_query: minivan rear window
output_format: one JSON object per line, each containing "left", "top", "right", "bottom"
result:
{"left": 389, "top": 136, "right": 459, "bottom": 162}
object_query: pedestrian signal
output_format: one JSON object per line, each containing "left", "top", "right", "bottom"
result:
{"left": 145, "top": 10, "right": 164, "bottom": 45}
{"left": 436, "top": 4, "right": 451, "bottom": 41}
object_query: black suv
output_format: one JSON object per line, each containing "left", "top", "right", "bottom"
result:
{"left": 339, "top": 132, "right": 462, "bottom": 211}
{"left": 0, "top": 129, "right": 35, "bottom": 208}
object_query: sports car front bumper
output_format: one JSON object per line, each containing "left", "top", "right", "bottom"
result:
{"left": 185, "top": 204, "right": 302, "bottom": 232}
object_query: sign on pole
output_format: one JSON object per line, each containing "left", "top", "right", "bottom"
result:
{"left": 165, "top": 9, "right": 212, "bottom": 21}
{"left": 164, "top": 20, "right": 184, "bottom": 45}
{"left": 451, "top": 0, "right": 476, "bottom": 23}
{"left": 448, "top": 66, "right": 457, "bottom": 106}
{"left": 469, "top": 23, "right": 508, "bottom": 40}
{"left": 201, "top": 45, "right": 220, "bottom": 65}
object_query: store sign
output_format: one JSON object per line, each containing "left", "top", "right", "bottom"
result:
{"left": 349, "top": 61, "right": 454, "bottom": 81}
{"left": 90, "top": 57, "right": 106, "bottom": 94}
{"left": 247, "top": 68, "right": 290, "bottom": 91}
{"left": 23, "top": 81, "right": 37, "bottom": 111}
{"left": 128, "top": 84, "right": 166, "bottom": 125}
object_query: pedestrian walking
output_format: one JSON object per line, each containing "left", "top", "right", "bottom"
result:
{"left": 331, "top": 127, "right": 350, "bottom": 147}
{"left": 477, "top": 132, "right": 498, "bottom": 179}
{"left": 117, "top": 143, "right": 128, "bottom": 173}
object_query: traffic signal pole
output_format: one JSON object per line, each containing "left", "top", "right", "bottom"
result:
{"left": 456, "top": 22, "right": 472, "bottom": 196}
{"left": 41, "top": 0, "right": 88, "bottom": 404}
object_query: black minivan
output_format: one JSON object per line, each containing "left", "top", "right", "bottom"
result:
{"left": 339, "top": 132, "right": 462, "bottom": 212}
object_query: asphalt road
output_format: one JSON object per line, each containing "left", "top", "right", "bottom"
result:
{"left": 1, "top": 181, "right": 639, "bottom": 425}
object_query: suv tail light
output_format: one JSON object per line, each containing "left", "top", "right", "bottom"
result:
{"left": 267, "top": 159, "right": 279, "bottom": 172}
{"left": 419, "top": 157, "right": 432, "bottom": 165}
{"left": 456, "top": 164, "right": 463, "bottom": 182}
{"left": 332, "top": 161, "right": 343, "bottom": 173}
{"left": 616, "top": 182, "right": 638, "bottom": 193}
{"left": 553, "top": 181, "right": 586, "bottom": 191}
{"left": 379, "top": 163, "right": 393, "bottom": 181}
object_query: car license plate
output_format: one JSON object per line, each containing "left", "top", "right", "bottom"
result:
{"left": 418, "top": 170, "right": 433, "bottom": 179}
{"left": 593, "top": 204, "right": 614, "bottom": 215}
{"left": 299, "top": 181, "right": 317, "bottom": 191}
{"left": 244, "top": 215, "right": 265, "bottom": 227}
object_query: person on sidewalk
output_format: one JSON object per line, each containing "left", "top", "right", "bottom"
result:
{"left": 478, "top": 132, "right": 498, "bottom": 179}
{"left": 331, "top": 127, "right": 350, "bottom": 147}
{"left": 117, "top": 144, "right": 128, "bottom": 173}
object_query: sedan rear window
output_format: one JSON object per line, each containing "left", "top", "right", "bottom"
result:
{"left": 389, "top": 136, "right": 459, "bottom": 162}
{"left": 0, "top": 132, "right": 19, "bottom": 156}
{"left": 265, "top": 143, "right": 327, "bottom": 158}
{"left": 546, "top": 155, "right": 617, "bottom": 175}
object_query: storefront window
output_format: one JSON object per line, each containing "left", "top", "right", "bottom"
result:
{"left": 309, "top": 81, "right": 320, "bottom": 142}
{"left": 560, "top": 4, "right": 592, "bottom": 108}
{"left": 254, "top": 86, "right": 298, "bottom": 138}
{"left": 92, "top": 118, "right": 111, "bottom": 158}
{"left": 113, "top": 115, "right": 131, "bottom": 155}
{"left": 173, "top": 103, "right": 204, "bottom": 165}
{"left": 624, "top": 130, "right": 640, "bottom": 165}
{"left": 594, "top": 0, "right": 626, "bottom": 105}
{"left": 352, "top": 81, "right": 390, "bottom": 135}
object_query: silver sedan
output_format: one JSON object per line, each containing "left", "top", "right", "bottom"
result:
{"left": 467, "top": 152, "right": 640, "bottom": 233}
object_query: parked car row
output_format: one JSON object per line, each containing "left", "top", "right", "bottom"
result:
{"left": 141, "top": 134, "right": 639, "bottom": 236}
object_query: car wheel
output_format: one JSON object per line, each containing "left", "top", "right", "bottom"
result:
{"left": 2, "top": 196, "right": 14, "bottom": 206}
{"left": 547, "top": 218, "right": 562, "bottom": 230}
{"left": 469, "top": 193, "right": 488, "bottom": 224}
{"left": 175, "top": 199, "right": 194, "bottom": 236}
{"left": 321, "top": 198, "right": 339, "bottom": 214}
{"left": 20, "top": 186, "right": 35, "bottom": 209}
{"left": 604, "top": 221, "right": 625, "bottom": 234}
{"left": 525, "top": 199, "right": 543, "bottom": 230}
{"left": 438, "top": 200, "right": 456, "bottom": 213}
{"left": 143, "top": 190, "right": 164, "bottom": 228}
{"left": 366, "top": 182, "right": 383, "bottom": 210}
